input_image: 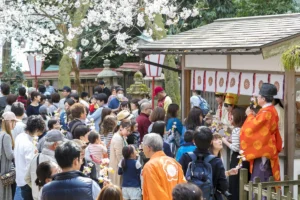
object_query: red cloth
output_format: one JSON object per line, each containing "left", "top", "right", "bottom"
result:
{"left": 136, "top": 113, "right": 151, "bottom": 141}
{"left": 240, "top": 105, "right": 282, "bottom": 181}
{"left": 89, "top": 104, "right": 96, "bottom": 113}
{"left": 17, "top": 96, "right": 27, "bottom": 109}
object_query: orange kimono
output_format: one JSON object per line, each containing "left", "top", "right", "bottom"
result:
{"left": 142, "top": 151, "right": 186, "bottom": 200}
{"left": 240, "top": 105, "right": 282, "bottom": 181}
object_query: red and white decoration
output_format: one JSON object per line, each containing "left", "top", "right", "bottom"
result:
{"left": 194, "top": 70, "right": 205, "bottom": 91}
{"left": 204, "top": 71, "right": 216, "bottom": 92}
{"left": 216, "top": 72, "right": 228, "bottom": 93}
{"left": 269, "top": 74, "right": 284, "bottom": 99}
{"left": 226, "top": 72, "right": 240, "bottom": 94}
{"left": 239, "top": 73, "right": 254, "bottom": 96}
{"left": 254, "top": 74, "right": 269, "bottom": 96}
{"left": 190, "top": 70, "right": 284, "bottom": 99}
{"left": 27, "top": 54, "right": 43, "bottom": 76}
{"left": 145, "top": 54, "right": 165, "bottom": 77}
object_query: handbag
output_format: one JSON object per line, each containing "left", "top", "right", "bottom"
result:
{"left": 0, "top": 134, "right": 16, "bottom": 186}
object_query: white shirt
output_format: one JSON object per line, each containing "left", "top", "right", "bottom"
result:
{"left": 58, "top": 98, "right": 66, "bottom": 113}
{"left": 190, "top": 95, "right": 201, "bottom": 108}
{"left": 14, "top": 132, "right": 36, "bottom": 187}
{"left": 79, "top": 99, "right": 89, "bottom": 109}
{"left": 12, "top": 121, "right": 26, "bottom": 140}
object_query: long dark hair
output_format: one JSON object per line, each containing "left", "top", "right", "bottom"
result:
{"left": 99, "top": 108, "right": 112, "bottom": 127}
{"left": 165, "top": 103, "right": 179, "bottom": 122}
{"left": 121, "top": 145, "right": 134, "bottom": 170}
{"left": 185, "top": 107, "right": 203, "bottom": 130}
{"left": 231, "top": 107, "right": 246, "bottom": 128}
{"left": 274, "top": 98, "right": 284, "bottom": 108}
{"left": 35, "top": 161, "right": 53, "bottom": 189}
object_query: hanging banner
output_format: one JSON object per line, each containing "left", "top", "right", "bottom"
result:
{"left": 239, "top": 73, "right": 254, "bottom": 96}
{"left": 194, "top": 70, "right": 205, "bottom": 91}
{"left": 226, "top": 72, "right": 240, "bottom": 94}
{"left": 254, "top": 74, "right": 269, "bottom": 95}
{"left": 269, "top": 74, "right": 284, "bottom": 99}
{"left": 216, "top": 72, "right": 228, "bottom": 93}
{"left": 204, "top": 71, "right": 216, "bottom": 92}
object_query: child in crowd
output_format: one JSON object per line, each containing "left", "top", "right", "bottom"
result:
{"left": 172, "top": 183, "right": 203, "bottom": 200}
{"left": 175, "top": 130, "right": 196, "bottom": 161}
{"left": 35, "top": 161, "right": 60, "bottom": 200}
{"left": 118, "top": 145, "right": 141, "bottom": 200}
{"left": 127, "top": 121, "right": 140, "bottom": 149}
{"left": 89, "top": 95, "right": 99, "bottom": 115}
{"left": 87, "top": 131, "right": 107, "bottom": 164}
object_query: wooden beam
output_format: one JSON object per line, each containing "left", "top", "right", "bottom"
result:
{"left": 284, "top": 70, "right": 295, "bottom": 181}
{"left": 182, "top": 55, "right": 191, "bottom": 119}
{"left": 227, "top": 55, "right": 231, "bottom": 70}
{"left": 262, "top": 35, "right": 300, "bottom": 59}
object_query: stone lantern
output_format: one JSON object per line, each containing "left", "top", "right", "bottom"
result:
{"left": 97, "top": 59, "right": 121, "bottom": 87}
{"left": 126, "top": 70, "right": 150, "bottom": 99}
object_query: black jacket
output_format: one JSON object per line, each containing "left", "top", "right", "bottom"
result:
{"left": 179, "top": 149, "right": 228, "bottom": 199}
{"left": 41, "top": 171, "right": 94, "bottom": 200}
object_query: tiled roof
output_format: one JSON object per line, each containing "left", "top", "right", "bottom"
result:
{"left": 138, "top": 13, "right": 300, "bottom": 54}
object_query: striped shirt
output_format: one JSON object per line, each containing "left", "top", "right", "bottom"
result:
{"left": 229, "top": 127, "right": 240, "bottom": 153}
{"left": 100, "top": 132, "right": 114, "bottom": 157}
{"left": 88, "top": 144, "right": 107, "bottom": 163}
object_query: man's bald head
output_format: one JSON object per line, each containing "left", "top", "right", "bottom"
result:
{"left": 141, "top": 102, "right": 152, "bottom": 115}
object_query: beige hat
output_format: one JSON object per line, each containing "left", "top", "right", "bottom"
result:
{"left": 117, "top": 110, "right": 133, "bottom": 121}
{"left": 2, "top": 112, "right": 18, "bottom": 121}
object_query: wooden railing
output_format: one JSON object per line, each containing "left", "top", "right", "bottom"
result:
{"left": 239, "top": 168, "right": 300, "bottom": 200}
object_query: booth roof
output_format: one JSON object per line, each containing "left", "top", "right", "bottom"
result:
{"left": 138, "top": 13, "right": 300, "bottom": 55}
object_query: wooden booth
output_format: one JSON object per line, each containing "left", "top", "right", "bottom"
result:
{"left": 138, "top": 13, "right": 300, "bottom": 195}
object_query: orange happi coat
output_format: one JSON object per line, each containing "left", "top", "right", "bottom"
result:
{"left": 240, "top": 105, "right": 282, "bottom": 181}
{"left": 142, "top": 151, "right": 186, "bottom": 200}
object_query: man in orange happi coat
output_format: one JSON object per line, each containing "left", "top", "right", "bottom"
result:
{"left": 142, "top": 133, "right": 186, "bottom": 200}
{"left": 240, "top": 83, "right": 282, "bottom": 182}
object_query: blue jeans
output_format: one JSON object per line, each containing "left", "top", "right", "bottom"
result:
{"left": 20, "top": 184, "right": 33, "bottom": 200}
{"left": 14, "top": 186, "right": 23, "bottom": 200}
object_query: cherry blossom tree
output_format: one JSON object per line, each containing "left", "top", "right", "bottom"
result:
{"left": 0, "top": 0, "right": 199, "bottom": 91}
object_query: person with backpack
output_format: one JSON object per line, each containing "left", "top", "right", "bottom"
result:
{"left": 166, "top": 104, "right": 183, "bottom": 152}
{"left": 190, "top": 90, "right": 210, "bottom": 116}
{"left": 179, "top": 126, "right": 228, "bottom": 200}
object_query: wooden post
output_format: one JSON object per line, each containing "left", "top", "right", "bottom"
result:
{"left": 183, "top": 66, "right": 191, "bottom": 119}
{"left": 240, "top": 168, "right": 248, "bottom": 200}
{"left": 249, "top": 181, "right": 254, "bottom": 200}
{"left": 284, "top": 70, "right": 295, "bottom": 185}
{"left": 254, "top": 177, "right": 261, "bottom": 200}
{"left": 258, "top": 183, "right": 263, "bottom": 200}
{"left": 276, "top": 188, "right": 282, "bottom": 200}
{"left": 298, "top": 174, "right": 300, "bottom": 200}
{"left": 283, "top": 175, "right": 289, "bottom": 196}
{"left": 266, "top": 186, "right": 272, "bottom": 200}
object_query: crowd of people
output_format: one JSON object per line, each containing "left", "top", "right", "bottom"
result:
{"left": 0, "top": 79, "right": 283, "bottom": 200}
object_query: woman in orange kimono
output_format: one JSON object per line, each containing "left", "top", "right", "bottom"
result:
{"left": 240, "top": 83, "right": 282, "bottom": 183}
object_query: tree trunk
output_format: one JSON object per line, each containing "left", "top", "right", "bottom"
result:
{"left": 163, "top": 55, "right": 180, "bottom": 105}
{"left": 58, "top": 54, "right": 72, "bottom": 88}
{"left": 150, "top": 14, "right": 181, "bottom": 106}
{"left": 72, "top": 58, "right": 83, "bottom": 93}
{"left": 2, "top": 41, "right": 11, "bottom": 73}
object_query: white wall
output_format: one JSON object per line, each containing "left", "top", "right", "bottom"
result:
{"left": 185, "top": 54, "right": 285, "bottom": 72}
{"left": 185, "top": 55, "right": 227, "bottom": 69}
{"left": 231, "top": 54, "right": 284, "bottom": 72}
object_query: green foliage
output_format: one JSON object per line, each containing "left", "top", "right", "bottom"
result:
{"left": 2, "top": 64, "right": 25, "bottom": 94}
{"left": 234, "top": 0, "right": 300, "bottom": 17}
{"left": 282, "top": 46, "right": 300, "bottom": 70}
